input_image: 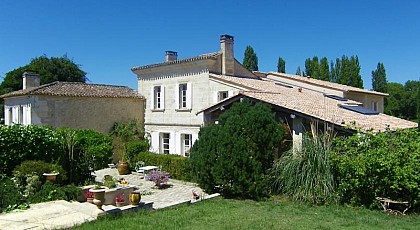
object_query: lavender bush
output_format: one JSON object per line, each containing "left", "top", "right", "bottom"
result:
{"left": 145, "top": 170, "right": 170, "bottom": 188}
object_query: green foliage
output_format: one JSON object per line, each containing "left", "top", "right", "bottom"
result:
{"left": 103, "top": 175, "right": 118, "bottom": 189}
{"left": 384, "top": 81, "right": 420, "bottom": 121}
{"left": 110, "top": 120, "right": 146, "bottom": 162}
{"left": 330, "top": 129, "right": 420, "bottom": 211}
{"left": 0, "top": 125, "right": 62, "bottom": 175}
{"left": 371, "top": 62, "right": 387, "bottom": 93}
{"left": 28, "top": 181, "right": 81, "bottom": 203}
{"left": 295, "top": 66, "right": 302, "bottom": 76}
{"left": 132, "top": 152, "right": 193, "bottom": 182}
{"left": 74, "top": 129, "right": 113, "bottom": 170}
{"left": 277, "top": 57, "right": 286, "bottom": 73}
{"left": 125, "top": 140, "right": 150, "bottom": 163}
{"left": 190, "top": 100, "right": 284, "bottom": 199}
{"left": 319, "top": 57, "right": 330, "bottom": 81}
{"left": 271, "top": 135, "right": 336, "bottom": 204}
{"left": 0, "top": 174, "right": 26, "bottom": 213}
{"left": 13, "top": 160, "right": 67, "bottom": 183}
{"left": 243, "top": 46, "right": 259, "bottom": 72}
{"left": 304, "top": 56, "right": 319, "bottom": 79}
{"left": 331, "top": 55, "right": 363, "bottom": 88}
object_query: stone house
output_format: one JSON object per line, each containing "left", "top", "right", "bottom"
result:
{"left": 132, "top": 34, "right": 416, "bottom": 155}
{"left": 1, "top": 72, "right": 144, "bottom": 133}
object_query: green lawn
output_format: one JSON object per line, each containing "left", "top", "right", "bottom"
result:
{"left": 73, "top": 198, "right": 420, "bottom": 230}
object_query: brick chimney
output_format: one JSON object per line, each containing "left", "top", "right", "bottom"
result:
{"left": 23, "top": 71, "right": 40, "bottom": 89}
{"left": 220, "top": 34, "right": 234, "bottom": 76}
{"left": 165, "top": 51, "right": 178, "bottom": 62}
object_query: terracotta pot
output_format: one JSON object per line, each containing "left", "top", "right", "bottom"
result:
{"left": 129, "top": 192, "right": 141, "bottom": 206}
{"left": 118, "top": 161, "right": 130, "bottom": 175}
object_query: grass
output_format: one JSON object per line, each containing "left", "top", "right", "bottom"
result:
{"left": 72, "top": 198, "right": 420, "bottom": 230}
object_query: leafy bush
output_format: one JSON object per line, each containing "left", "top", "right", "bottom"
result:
{"left": 74, "top": 129, "right": 113, "bottom": 170}
{"left": 13, "top": 160, "right": 67, "bottom": 182}
{"left": 125, "top": 140, "right": 150, "bottom": 163}
{"left": 0, "top": 125, "right": 62, "bottom": 175}
{"left": 271, "top": 135, "right": 336, "bottom": 204}
{"left": 331, "top": 129, "right": 420, "bottom": 211}
{"left": 132, "top": 152, "right": 193, "bottom": 181}
{"left": 110, "top": 120, "right": 145, "bottom": 162}
{"left": 29, "top": 181, "right": 81, "bottom": 203}
{"left": 190, "top": 100, "right": 284, "bottom": 199}
{"left": 0, "top": 174, "right": 26, "bottom": 213}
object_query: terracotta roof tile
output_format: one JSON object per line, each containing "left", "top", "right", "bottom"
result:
{"left": 131, "top": 52, "right": 221, "bottom": 71}
{"left": 0, "top": 82, "right": 143, "bottom": 99}
{"left": 209, "top": 74, "right": 416, "bottom": 132}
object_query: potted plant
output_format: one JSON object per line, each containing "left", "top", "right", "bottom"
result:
{"left": 145, "top": 170, "right": 170, "bottom": 188}
{"left": 89, "top": 185, "right": 107, "bottom": 210}
{"left": 115, "top": 195, "right": 125, "bottom": 207}
{"left": 85, "top": 190, "right": 94, "bottom": 203}
{"left": 117, "top": 148, "right": 130, "bottom": 175}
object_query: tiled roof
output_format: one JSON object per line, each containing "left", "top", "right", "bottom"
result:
{"left": 268, "top": 72, "right": 388, "bottom": 96}
{"left": 131, "top": 52, "right": 221, "bottom": 71}
{"left": 208, "top": 74, "right": 417, "bottom": 132}
{"left": 0, "top": 82, "right": 144, "bottom": 99}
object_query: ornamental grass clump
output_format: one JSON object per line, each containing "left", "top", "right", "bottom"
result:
{"left": 145, "top": 170, "right": 170, "bottom": 188}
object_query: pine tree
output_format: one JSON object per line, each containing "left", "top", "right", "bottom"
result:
{"left": 319, "top": 57, "right": 330, "bottom": 81}
{"left": 296, "top": 66, "right": 302, "bottom": 76}
{"left": 243, "top": 46, "right": 259, "bottom": 71}
{"left": 277, "top": 57, "right": 286, "bottom": 73}
{"left": 371, "top": 62, "right": 387, "bottom": 93}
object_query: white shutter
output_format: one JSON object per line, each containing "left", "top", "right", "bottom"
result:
{"left": 186, "top": 82, "right": 192, "bottom": 109}
{"left": 150, "top": 132, "right": 160, "bottom": 153}
{"left": 175, "top": 84, "right": 179, "bottom": 109}
{"left": 169, "top": 131, "right": 175, "bottom": 154}
{"left": 213, "top": 91, "right": 218, "bottom": 103}
{"left": 192, "top": 132, "right": 199, "bottom": 148}
{"left": 150, "top": 86, "right": 154, "bottom": 110}
{"left": 161, "top": 85, "right": 165, "bottom": 109}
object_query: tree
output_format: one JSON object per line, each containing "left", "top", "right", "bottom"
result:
{"left": 330, "top": 55, "right": 363, "bottom": 88}
{"left": 371, "top": 62, "right": 387, "bottom": 93}
{"left": 384, "top": 80, "right": 420, "bottom": 121}
{"left": 190, "top": 100, "right": 284, "bottom": 199}
{"left": 277, "top": 57, "right": 286, "bottom": 73}
{"left": 0, "top": 55, "right": 87, "bottom": 123}
{"left": 319, "top": 57, "right": 330, "bottom": 81}
{"left": 384, "top": 82, "right": 404, "bottom": 117}
{"left": 304, "top": 56, "right": 320, "bottom": 79}
{"left": 296, "top": 66, "right": 302, "bottom": 76}
{"left": 243, "top": 46, "right": 258, "bottom": 72}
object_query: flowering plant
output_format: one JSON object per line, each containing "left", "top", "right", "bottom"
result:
{"left": 85, "top": 190, "right": 94, "bottom": 199}
{"left": 145, "top": 170, "right": 170, "bottom": 187}
{"left": 115, "top": 195, "right": 125, "bottom": 203}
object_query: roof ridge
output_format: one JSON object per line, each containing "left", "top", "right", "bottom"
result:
{"left": 131, "top": 51, "right": 222, "bottom": 71}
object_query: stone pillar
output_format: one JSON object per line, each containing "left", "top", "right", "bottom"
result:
{"left": 23, "top": 72, "right": 40, "bottom": 89}
{"left": 292, "top": 116, "right": 303, "bottom": 154}
{"left": 220, "top": 34, "right": 234, "bottom": 76}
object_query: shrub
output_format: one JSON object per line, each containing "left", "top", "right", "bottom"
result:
{"left": 29, "top": 181, "right": 81, "bottom": 203}
{"left": 13, "top": 160, "right": 67, "bottom": 182}
{"left": 74, "top": 129, "right": 113, "bottom": 170}
{"left": 125, "top": 140, "right": 150, "bottom": 163}
{"left": 331, "top": 129, "right": 420, "bottom": 211}
{"left": 0, "top": 174, "right": 26, "bottom": 213}
{"left": 110, "top": 120, "right": 145, "bottom": 163}
{"left": 0, "top": 125, "right": 62, "bottom": 175}
{"left": 190, "top": 100, "right": 284, "bottom": 199}
{"left": 271, "top": 134, "right": 336, "bottom": 204}
{"left": 132, "top": 152, "right": 193, "bottom": 181}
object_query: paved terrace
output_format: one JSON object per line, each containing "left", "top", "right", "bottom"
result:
{"left": 0, "top": 168, "right": 219, "bottom": 230}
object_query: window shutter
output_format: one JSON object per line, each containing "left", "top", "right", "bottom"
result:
{"left": 186, "top": 82, "right": 192, "bottom": 109}
{"left": 161, "top": 85, "right": 165, "bottom": 109}
{"left": 213, "top": 91, "right": 218, "bottom": 103}
{"left": 150, "top": 132, "right": 159, "bottom": 153}
{"left": 175, "top": 84, "right": 179, "bottom": 109}
{"left": 150, "top": 86, "right": 154, "bottom": 110}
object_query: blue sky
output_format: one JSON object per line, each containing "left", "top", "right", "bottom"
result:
{"left": 1, "top": 0, "right": 419, "bottom": 90}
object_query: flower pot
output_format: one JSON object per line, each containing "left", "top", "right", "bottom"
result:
{"left": 43, "top": 173, "right": 59, "bottom": 182}
{"left": 118, "top": 161, "right": 130, "bottom": 175}
{"left": 89, "top": 188, "right": 106, "bottom": 210}
{"left": 115, "top": 201, "right": 125, "bottom": 207}
{"left": 129, "top": 192, "right": 141, "bottom": 206}
{"left": 87, "top": 197, "right": 94, "bottom": 203}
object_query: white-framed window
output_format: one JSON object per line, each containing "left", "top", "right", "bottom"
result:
{"left": 160, "top": 133, "right": 170, "bottom": 154}
{"left": 175, "top": 82, "right": 191, "bottom": 110}
{"left": 218, "top": 91, "right": 229, "bottom": 101}
{"left": 181, "top": 134, "right": 192, "bottom": 156}
{"left": 150, "top": 85, "right": 165, "bottom": 110}
{"left": 371, "top": 101, "right": 378, "bottom": 112}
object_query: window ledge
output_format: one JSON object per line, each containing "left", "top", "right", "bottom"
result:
{"left": 151, "top": 109, "right": 165, "bottom": 112}
{"left": 176, "top": 108, "right": 192, "bottom": 112}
